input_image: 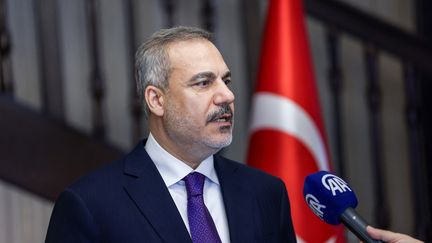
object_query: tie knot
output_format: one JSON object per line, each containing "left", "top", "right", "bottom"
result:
{"left": 183, "top": 172, "right": 205, "bottom": 197}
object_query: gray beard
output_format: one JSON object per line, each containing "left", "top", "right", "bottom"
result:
{"left": 163, "top": 104, "right": 233, "bottom": 153}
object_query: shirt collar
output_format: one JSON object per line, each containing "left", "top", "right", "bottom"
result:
{"left": 145, "top": 133, "right": 220, "bottom": 187}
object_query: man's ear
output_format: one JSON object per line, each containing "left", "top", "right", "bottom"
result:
{"left": 144, "top": 85, "right": 165, "bottom": 117}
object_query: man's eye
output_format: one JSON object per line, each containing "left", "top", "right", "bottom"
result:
{"left": 224, "top": 79, "right": 231, "bottom": 85}
{"left": 196, "top": 80, "right": 210, "bottom": 87}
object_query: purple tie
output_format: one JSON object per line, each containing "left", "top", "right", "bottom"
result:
{"left": 183, "top": 172, "right": 222, "bottom": 243}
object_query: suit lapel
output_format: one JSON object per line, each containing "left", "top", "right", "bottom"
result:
{"left": 215, "top": 155, "right": 257, "bottom": 243}
{"left": 122, "top": 143, "right": 192, "bottom": 243}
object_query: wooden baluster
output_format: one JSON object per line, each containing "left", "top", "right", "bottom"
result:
{"left": 326, "top": 27, "right": 345, "bottom": 178}
{"left": 239, "top": 0, "right": 260, "bottom": 102}
{"left": 364, "top": 43, "right": 390, "bottom": 228}
{"left": 33, "top": 0, "right": 64, "bottom": 119}
{"left": 85, "top": 0, "right": 105, "bottom": 139}
{"left": 201, "top": 0, "right": 214, "bottom": 32}
{"left": 124, "top": 0, "right": 144, "bottom": 144}
{"left": 0, "top": 0, "right": 13, "bottom": 95}
{"left": 403, "top": 65, "right": 430, "bottom": 240}
{"left": 162, "top": 0, "right": 175, "bottom": 27}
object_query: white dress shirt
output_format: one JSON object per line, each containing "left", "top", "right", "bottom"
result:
{"left": 145, "top": 133, "right": 231, "bottom": 243}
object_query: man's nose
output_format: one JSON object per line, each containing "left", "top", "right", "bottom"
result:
{"left": 214, "top": 80, "right": 235, "bottom": 105}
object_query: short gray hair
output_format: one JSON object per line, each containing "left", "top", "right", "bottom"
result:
{"left": 135, "top": 26, "right": 212, "bottom": 117}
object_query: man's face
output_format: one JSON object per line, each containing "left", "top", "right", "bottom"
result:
{"left": 162, "top": 39, "right": 235, "bottom": 153}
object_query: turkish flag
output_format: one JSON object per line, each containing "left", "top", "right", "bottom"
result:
{"left": 247, "top": 0, "right": 345, "bottom": 242}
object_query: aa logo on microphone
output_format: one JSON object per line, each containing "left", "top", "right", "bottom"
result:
{"left": 305, "top": 194, "right": 326, "bottom": 219}
{"left": 321, "top": 174, "right": 352, "bottom": 196}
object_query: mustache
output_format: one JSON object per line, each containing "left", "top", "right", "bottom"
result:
{"left": 206, "top": 104, "right": 233, "bottom": 123}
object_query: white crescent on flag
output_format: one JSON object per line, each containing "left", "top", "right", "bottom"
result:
{"left": 249, "top": 92, "right": 329, "bottom": 172}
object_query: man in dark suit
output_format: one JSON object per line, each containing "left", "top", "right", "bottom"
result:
{"left": 45, "top": 26, "right": 297, "bottom": 243}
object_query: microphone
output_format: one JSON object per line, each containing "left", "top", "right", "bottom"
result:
{"left": 303, "top": 171, "right": 383, "bottom": 243}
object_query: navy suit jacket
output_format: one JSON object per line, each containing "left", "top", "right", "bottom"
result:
{"left": 45, "top": 141, "right": 297, "bottom": 243}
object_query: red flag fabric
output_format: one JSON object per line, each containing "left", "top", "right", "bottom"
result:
{"left": 247, "top": 0, "right": 345, "bottom": 242}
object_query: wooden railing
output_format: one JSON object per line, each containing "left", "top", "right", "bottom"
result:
{"left": 305, "top": 0, "right": 431, "bottom": 240}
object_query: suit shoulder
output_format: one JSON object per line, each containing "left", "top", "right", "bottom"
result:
{"left": 65, "top": 158, "right": 124, "bottom": 196}
{"left": 66, "top": 142, "right": 146, "bottom": 194}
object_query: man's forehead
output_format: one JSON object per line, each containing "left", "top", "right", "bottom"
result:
{"left": 167, "top": 39, "right": 218, "bottom": 58}
{"left": 167, "top": 39, "right": 228, "bottom": 73}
